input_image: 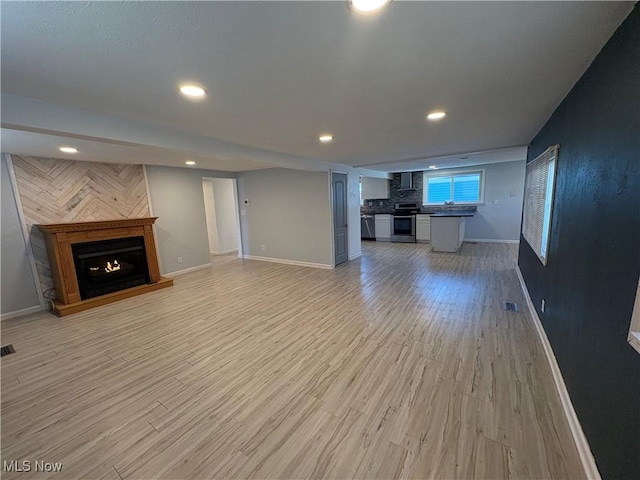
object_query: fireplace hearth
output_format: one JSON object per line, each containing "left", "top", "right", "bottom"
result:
{"left": 37, "top": 217, "right": 172, "bottom": 316}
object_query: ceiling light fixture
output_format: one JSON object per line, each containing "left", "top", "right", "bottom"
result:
{"left": 185, "top": 160, "right": 196, "bottom": 166}
{"left": 429, "top": 165, "right": 438, "bottom": 170}
{"left": 179, "top": 84, "right": 206, "bottom": 98}
{"left": 427, "top": 111, "right": 447, "bottom": 121}
{"left": 59, "top": 146, "right": 78, "bottom": 154}
{"left": 318, "top": 134, "right": 334, "bottom": 143}
{"left": 350, "top": 0, "right": 390, "bottom": 14}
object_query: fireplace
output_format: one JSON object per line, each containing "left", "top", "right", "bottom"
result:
{"left": 73, "top": 236, "right": 150, "bottom": 300}
{"left": 37, "top": 217, "right": 172, "bottom": 316}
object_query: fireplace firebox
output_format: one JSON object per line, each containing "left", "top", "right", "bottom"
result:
{"left": 72, "top": 237, "right": 150, "bottom": 300}
{"left": 37, "top": 217, "right": 172, "bottom": 316}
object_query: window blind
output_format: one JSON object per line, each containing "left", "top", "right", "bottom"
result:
{"left": 522, "top": 145, "right": 559, "bottom": 265}
{"left": 453, "top": 173, "right": 481, "bottom": 203}
{"left": 425, "top": 171, "right": 482, "bottom": 204}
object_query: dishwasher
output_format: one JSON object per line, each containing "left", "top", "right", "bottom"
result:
{"left": 361, "top": 215, "right": 376, "bottom": 240}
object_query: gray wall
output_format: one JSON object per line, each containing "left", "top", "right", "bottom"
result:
{"left": 464, "top": 160, "right": 525, "bottom": 241}
{"left": 1, "top": 155, "right": 40, "bottom": 315}
{"left": 145, "top": 165, "right": 235, "bottom": 274}
{"left": 237, "top": 168, "right": 333, "bottom": 266}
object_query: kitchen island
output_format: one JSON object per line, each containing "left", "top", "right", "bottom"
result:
{"left": 430, "top": 211, "right": 474, "bottom": 252}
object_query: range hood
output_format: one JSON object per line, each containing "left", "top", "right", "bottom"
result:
{"left": 400, "top": 172, "right": 414, "bottom": 190}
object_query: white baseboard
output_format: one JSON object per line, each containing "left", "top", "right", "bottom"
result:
{"left": 163, "top": 263, "right": 212, "bottom": 278}
{"left": 516, "top": 266, "right": 601, "bottom": 480}
{"left": 242, "top": 255, "right": 333, "bottom": 270}
{"left": 349, "top": 252, "right": 363, "bottom": 260}
{"left": 464, "top": 238, "right": 520, "bottom": 244}
{"left": 1, "top": 305, "right": 44, "bottom": 321}
{"left": 210, "top": 249, "right": 238, "bottom": 256}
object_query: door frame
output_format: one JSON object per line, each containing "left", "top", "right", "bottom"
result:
{"left": 329, "top": 169, "right": 349, "bottom": 267}
{"left": 201, "top": 176, "right": 243, "bottom": 258}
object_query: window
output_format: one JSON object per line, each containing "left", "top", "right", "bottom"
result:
{"left": 522, "top": 145, "right": 558, "bottom": 266}
{"left": 423, "top": 170, "right": 484, "bottom": 205}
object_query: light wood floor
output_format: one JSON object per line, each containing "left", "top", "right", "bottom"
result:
{"left": 1, "top": 242, "right": 584, "bottom": 479}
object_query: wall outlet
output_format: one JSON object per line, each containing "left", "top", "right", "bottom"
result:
{"left": 240, "top": 209, "right": 246, "bottom": 216}
{"left": 177, "top": 256, "right": 183, "bottom": 264}
{"left": 379, "top": 201, "right": 383, "bottom": 206}
{"left": 368, "top": 202, "right": 373, "bottom": 207}
{"left": 493, "top": 199, "right": 499, "bottom": 205}
{"left": 260, "top": 245, "right": 266, "bottom": 251}
{"left": 541, "top": 299, "right": 546, "bottom": 313}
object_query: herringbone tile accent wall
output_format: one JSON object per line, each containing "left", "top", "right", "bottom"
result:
{"left": 11, "top": 155, "right": 151, "bottom": 301}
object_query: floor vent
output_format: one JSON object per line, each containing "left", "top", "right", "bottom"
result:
{"left": 1, "top": 344, "right": 16, "bottom": 356}
{"left": 502, "top": 301, "right": 519, "bottom": 312}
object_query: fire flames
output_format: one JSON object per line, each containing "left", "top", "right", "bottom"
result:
{"left": 89, "top": 260, "right": 122, "bottom": 273}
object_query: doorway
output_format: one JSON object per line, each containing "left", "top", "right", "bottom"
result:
{"left": 202, "top": 178, "right": 242, "bottom": 260}
{"left": 332, "top": 172, "right": 348, "bottom": 266}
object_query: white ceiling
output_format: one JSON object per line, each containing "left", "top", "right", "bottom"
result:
{"left": 0, "top": 1, "right": 634, "bottom": 172}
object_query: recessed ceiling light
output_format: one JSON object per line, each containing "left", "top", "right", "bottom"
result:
{"left": 350, "top": 0, "right": 390, "bottom": 13}
{"left": 459, "top": 156, "right": 468, "bottom": 160}
{"left": 59, "top": 146, "right": 78, "bottom": 154}
{"left": 429, "top": 165, "right": 438, "bottom": 170}
{"left": 318, "top": 134, "right": 334, "bottom": 143}
{"left": 179, "top": 84, "right": 206, "bottom": 98}
{"left": 427, "top": 111, "right": 447, "bottom": 121}
{"left": 185, "top": 160, "right": 196, "bottom": 166}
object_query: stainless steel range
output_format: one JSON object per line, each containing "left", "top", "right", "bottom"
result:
{"left": 391, "top": 202, "right": 420, "bottom": 243}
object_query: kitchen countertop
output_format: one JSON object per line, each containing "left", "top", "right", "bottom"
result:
{"left": 362, "top": 207, "right": 477, "bottom": 216}
{"left": 429, "top": 211, "right": 475, "bottom": 217}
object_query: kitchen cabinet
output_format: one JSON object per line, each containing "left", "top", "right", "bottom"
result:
{"left": 431, "top": 216, "right": 466, "bottom": 252}
{"left": 416, "top": 214, "right": 431, "bottom": 243}
{"left": 374, "top": 214, "right": 392, "bottom": 241}
{"left": 362, "top": 177, "right": 389, "bottom": 200}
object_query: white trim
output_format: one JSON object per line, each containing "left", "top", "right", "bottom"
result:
{"left": 242, "top": 255, "right": 333, "bottom": 270}
{"left": 163, "top": 263, "right": 212, "bottom": 278}
{"left": 210, "top": 249, "right": 238, "bottom": 256}
{"left": 349, "top": 252, "right": 362, "bottom": 261}
{"left": 231, "top": 178, "right": 243, "bottom": 258}
{"left": 328, "top": 171, "right": 336, "bottom": 266}
{"left": 464, "top": 238, "right": 520, "bottom": 244}
{"left": 1, "top": 305, "right": 44, "bottom": 321}
{"left": 202, "top": 176, "right": 243, "bottom": 258}
{"left": 516, "top": 266, "right": 601, "bottom": 480}
{"left": 4, "top": 154, "right": 46, "bottom": 309}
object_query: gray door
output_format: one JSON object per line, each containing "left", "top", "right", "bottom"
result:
{"left": 332, "top": 172, "right": 348, "bottom": 266}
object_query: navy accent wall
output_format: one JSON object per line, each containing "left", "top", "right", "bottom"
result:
{"left": 518, "top": 5, "right": 639, "bottom": 479}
